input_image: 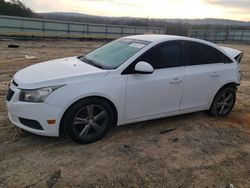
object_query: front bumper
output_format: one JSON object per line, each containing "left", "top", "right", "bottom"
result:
{"left": 6, "top": 84, "right": 62, "bottom": 137}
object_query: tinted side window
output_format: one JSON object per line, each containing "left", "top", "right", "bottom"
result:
{"left": 186, "top": 41, "right": 232, "bottom": 66}
{"left": 213, "top": 49, "right": 225, "bottom": 63}
{"left": 138, "top": 41, "right": 183, "bottom": 69}
{"left": 213, "top": 48, "right": 232, "bottom": 63}
{"left": 186, "top": 42, "right": 213, "bottom": 65}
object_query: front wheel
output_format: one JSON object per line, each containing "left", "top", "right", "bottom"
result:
{"left": 63, "top": 98, "right": 114, "bottom": 144}
{"left": 209, "top": 87, "right": 236, "bottom": 117}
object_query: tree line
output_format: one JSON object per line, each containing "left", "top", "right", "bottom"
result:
{"left": 0, "top": 0, "right": 33, "bottom": 17}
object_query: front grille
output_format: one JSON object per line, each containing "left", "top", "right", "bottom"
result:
{"left": 12, "top": 80, "right": 18, "bottom": 87}
{"left": 6, "top": 88, "right": 14, "bottom": 101}
{"left": 19, "top": 118, "right": 44, "bottom": 130}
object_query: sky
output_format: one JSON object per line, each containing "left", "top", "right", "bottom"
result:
{"left": 20, "top": 0, "right": 250, "bottom": 21}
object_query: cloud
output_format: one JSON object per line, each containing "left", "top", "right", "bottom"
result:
{"left": 204, "top": 0, "right": 250, "bottom": 20}
{"left": 20, "top": 0, "right": 250, "bottom": 21}
{"left": 74, "top": 0, "right": 141, "bottom": 6}
{"left": 205, "top": 0, "right": 250, "bottom": 9}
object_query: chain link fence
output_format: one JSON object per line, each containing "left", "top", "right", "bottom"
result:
{"left": 0, "top": 15, "right": 165, "bottom": 40}
{"left": 189, "top": 29, "right": 250, "bottom": 43}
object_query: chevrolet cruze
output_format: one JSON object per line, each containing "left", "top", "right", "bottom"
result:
{"left": 6, "top": 35, "right": 243, "bottom": 144}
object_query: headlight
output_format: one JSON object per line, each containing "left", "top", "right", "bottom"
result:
{"left": 19, "top": 85, "right": 64, "bottom": 103}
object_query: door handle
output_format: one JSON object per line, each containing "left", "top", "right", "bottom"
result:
{"left": 210, "top": 72, "right": 220, "bottom": 77}
{"left": 170, "top": 78, "right": 182, "bottom": 84}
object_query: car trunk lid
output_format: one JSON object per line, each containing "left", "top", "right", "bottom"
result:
{"left": 220, "top": 46, "right": 243, "bottom": 63}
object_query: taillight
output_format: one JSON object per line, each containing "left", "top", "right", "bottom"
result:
{"left": 235, "top": 53, "right": 243, "bottom": 63}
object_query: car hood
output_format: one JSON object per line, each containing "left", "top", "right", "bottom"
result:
{"left": 14, "top": 56, "right": 109, "bottom": 89}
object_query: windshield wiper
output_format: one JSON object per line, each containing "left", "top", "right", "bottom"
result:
{"left": 78, "top": 56, "right": 104, "bottom": 69}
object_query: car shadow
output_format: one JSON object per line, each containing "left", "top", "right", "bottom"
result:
{"left": 11, "top": 111, "right": 212, "bottom": 147}
{"left": 111, "top": 111, "right": 207, "bottom": 132}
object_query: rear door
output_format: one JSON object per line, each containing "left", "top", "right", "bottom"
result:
{"left": 180, "top": 41, "right": 233, "bottom": 110}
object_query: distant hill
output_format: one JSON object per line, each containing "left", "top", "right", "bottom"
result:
{"left": 38, "top": 12, "right": 250, "bottom": 36}
{"left": 39, "top": 12, "right": 250, "bottom": 27}
{"left": 39, "top": 12, "right": 150, "bottom": 27}
{"left": 42, "top": 12, "right": 93, "bottom": 18}
{"left": 177, "top": 18, "right": 250, "bottom": 26}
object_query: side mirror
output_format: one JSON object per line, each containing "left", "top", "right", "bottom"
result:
{"left": 134, "top": 61, "right": 154, "bottom": 74}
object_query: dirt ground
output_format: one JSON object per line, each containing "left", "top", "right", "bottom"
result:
{"left": 0, "top": 40, "right": 250, "bottom": 188}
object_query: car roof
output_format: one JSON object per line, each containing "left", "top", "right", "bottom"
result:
{"left": 124, "top": 34, "right": 188, "bottom": 42}
{"left": 124, "top": 34, "right": 216, "bottom": 46}
{"left": 124, "top": 34, "right": 238, "bottom": 61}
{"left": 125, "top": 34, "right": 229, "bottom": 49}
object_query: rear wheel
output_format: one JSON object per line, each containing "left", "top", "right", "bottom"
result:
{"left": 64, "top": 98, "right": 114, "bottom": 144}
{"left": 209, "top": 87, "right": 236, "bottom": 117}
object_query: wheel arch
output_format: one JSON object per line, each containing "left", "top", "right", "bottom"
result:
{"left": 59, "top": 96, "right": 118, "bottom": 137}
{"left": 217, "top": 82, "right": 238, "bottom": 92}
{"left": 209, "top": 82, "right": 239, "bottom": 109}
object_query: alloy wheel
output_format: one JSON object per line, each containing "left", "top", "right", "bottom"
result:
{"left": 216, "top": 91, "right": 235, "bottom": 116}
{"left": 72, "top": 104, "right": 109, "bottom": 140}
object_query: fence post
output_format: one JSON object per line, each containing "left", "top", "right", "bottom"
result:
{"left": 232, "top": 31, "right": 235, "bottom": 41}
{"left": 42, "top": 21, "right": 45, "bottom": 33}
{"left": 105, "top": 25, "right": 107, "bottom": 38}
{"left": 42, "top": 21, "right": 45, "bottom": 38}
{"left": 240, "top": 30, "right": 244, "bottom": 42}
{"left": 135, "top": 27, "right": 137, "bottom": 35}
{"left": 86, "top": 24, "right": 89, "bottom": 36}
{"left": 121, "top": 26, "right": 123, "bottom": 37}
{"left": 20, "top": 17, "right": 23, "bottom": 34}
{"left": 205, "top": 30, "right": 208, "bottom": 40}
{"left": 225, "top": 30, "right": 229, "bottom": 42}
{"left": 67, "top": 23, "right": 70, "bottom": 39}
{"left": 214, "top": 31, "right": 218, "bottom": 42}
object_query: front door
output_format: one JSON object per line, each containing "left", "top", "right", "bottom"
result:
{"left": 124, "top": 41, "right": 185, "bottom": 120}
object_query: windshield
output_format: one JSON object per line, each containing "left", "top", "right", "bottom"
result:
{"left": 83, "top": 38, "right": 151, "bottom": 69}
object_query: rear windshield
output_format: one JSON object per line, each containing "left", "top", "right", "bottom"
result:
{"left": 84, "top": 38, "right": 151, "bottom": 69}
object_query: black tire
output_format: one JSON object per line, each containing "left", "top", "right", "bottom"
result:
{"left": 209, "top": 87, "right": 236, "bottom": 117}
{"left": 63, "top": 98, "right": 114, "bottom": 144}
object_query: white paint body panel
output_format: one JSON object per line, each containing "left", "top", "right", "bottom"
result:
{"left": 180, "top": 63, "right": 238, "bottom": 110}
{"left": 125, "top": 67, "right": 184, "bottom": 119}
{"left": 5, "top": 35, "right": 241, "bottom": 137}
{"left": 220, "top": 46, "right": 242, "bottom": 59}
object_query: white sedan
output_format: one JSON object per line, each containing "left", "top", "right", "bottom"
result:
{"left": 6, "top": 35, "right": 243, "bottom": 144}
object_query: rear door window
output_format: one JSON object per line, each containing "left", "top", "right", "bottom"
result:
{"left": 185, "top": 41, "right": 232, "bottom": 66}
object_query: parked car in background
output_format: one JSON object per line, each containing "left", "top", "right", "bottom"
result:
{"left": 6, "top": 35, "right": 243, "bottom": 144}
